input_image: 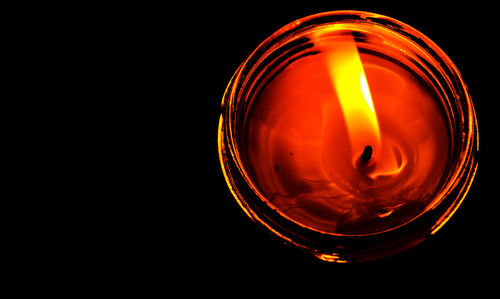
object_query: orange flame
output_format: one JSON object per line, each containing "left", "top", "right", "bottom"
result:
{"left": 323, "top": 35, "right": 381, "bottom": 164}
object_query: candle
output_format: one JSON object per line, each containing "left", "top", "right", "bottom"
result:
{"left": 219, "top": 11, "right": 478, "bottom": 262}
{"left": 246, "top": 34, "right": 449, "bottom": 235}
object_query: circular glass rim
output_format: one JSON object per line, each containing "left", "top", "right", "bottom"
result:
{"left": 218, "top": 10, "right": 478, "bottom": 261}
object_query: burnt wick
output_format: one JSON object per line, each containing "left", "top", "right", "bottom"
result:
{"left": 360, "top": 146, "right": 373, "bottom": 163}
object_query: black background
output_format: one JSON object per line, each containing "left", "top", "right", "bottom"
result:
{"left": 174, "top": 2, "right": 498, "bottom": 289}
{"left": 13, "top": 2, "right": 499, "bottom": 293}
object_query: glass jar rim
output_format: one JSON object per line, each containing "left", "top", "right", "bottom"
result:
{"left": 219, "top": 10, "right": 478, "bottom": 261}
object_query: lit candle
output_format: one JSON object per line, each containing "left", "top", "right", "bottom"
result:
{"left": 219, "top": 11, "right": 478, "bottom": 262}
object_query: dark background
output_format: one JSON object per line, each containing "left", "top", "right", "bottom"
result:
{"left": 14, "top": 2, "right": 498, "bottom": 293}
{"left": 175, "top": 3, "right": 498, "bottom": 288}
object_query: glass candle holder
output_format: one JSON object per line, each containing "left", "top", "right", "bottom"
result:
{"left": 218, "top": 11, "right": 478, "bottom": 262}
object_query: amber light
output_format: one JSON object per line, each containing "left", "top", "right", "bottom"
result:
{"left": 321, "top": 34, "right": 381, "bottom": 165}
{"left": 218, "top": 11, "right": 478, "bottom": 262}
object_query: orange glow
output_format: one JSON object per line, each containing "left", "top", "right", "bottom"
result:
{"left": 218, "top": 116, "right": 308, "bottom": 250}
{"left": 219, "top": 11, "right": 478, "bottom": 263}
{"left": 316, "top": 253, "right": 348, "bottom": 263}
{"left": 244, "top": 37, "right": 449, "bottom": 235}
{"left": 323, "top": 35, "right": 381, "bottom": 164}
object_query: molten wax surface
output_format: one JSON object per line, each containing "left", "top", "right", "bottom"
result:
{"left": 244, "top": 50, "right": 449, "bottom": 235}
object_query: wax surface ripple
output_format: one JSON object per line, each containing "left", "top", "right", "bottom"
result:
{"left": 244, "top": 49, "right": 449, "bottom": 235}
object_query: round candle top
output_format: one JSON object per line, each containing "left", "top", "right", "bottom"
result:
{"left": 219, "top": 11, "right": 478, "bottom": 262}
{"left": 243, "top": 27, "right": 449, "bottom": 235}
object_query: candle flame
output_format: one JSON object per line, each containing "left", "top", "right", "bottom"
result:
{"left": 323, "top": 35, "right": 381, "bottom": 164}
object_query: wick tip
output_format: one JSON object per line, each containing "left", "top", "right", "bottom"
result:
{"left": 360, "top": 146, "right": 373, "bottom": 163}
